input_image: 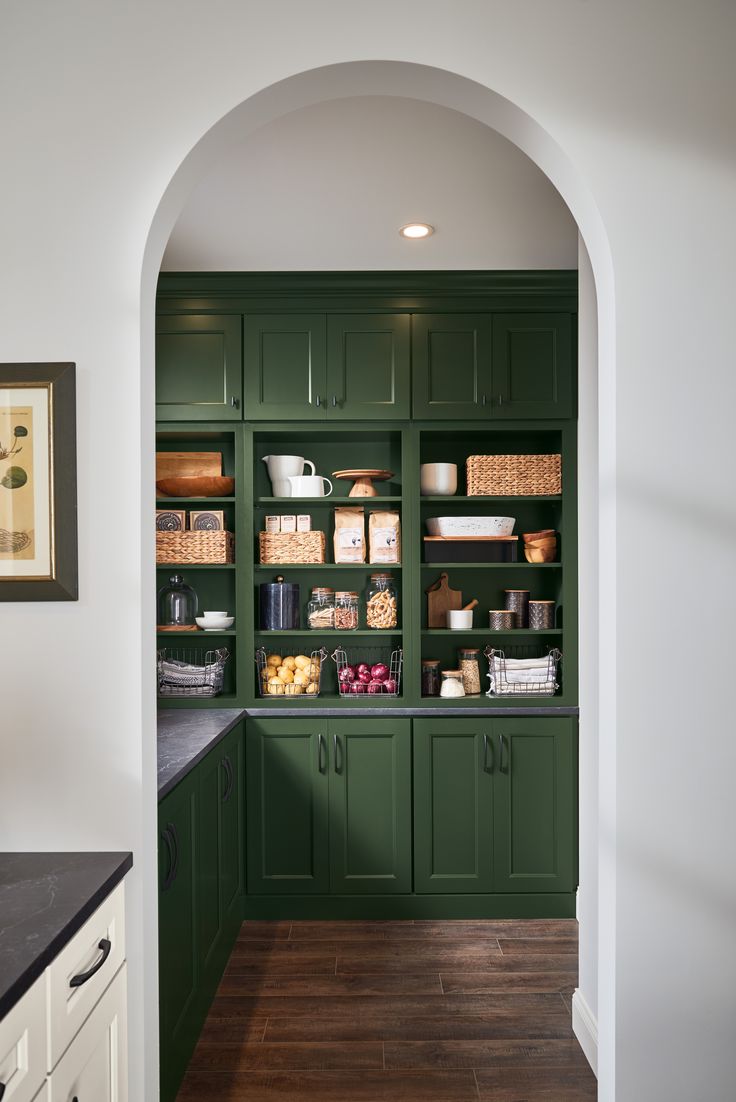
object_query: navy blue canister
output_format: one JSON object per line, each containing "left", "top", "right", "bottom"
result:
{"left": 260, "top": 576, "right": 300, "bottom": 631}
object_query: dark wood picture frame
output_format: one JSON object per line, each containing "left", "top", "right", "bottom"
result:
{"left": 0, "top": 363, "right": 78, "bottom": 600}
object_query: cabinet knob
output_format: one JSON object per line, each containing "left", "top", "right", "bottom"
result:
{"left": 230, "top": 395, "right": 240, "bottom": 409}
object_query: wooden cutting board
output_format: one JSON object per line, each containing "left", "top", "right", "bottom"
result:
{"left": 425, "top": 571, "right": 463, "bottom": 628}
{"left": 156, "top": 452, "right": 222, "bottom": 480}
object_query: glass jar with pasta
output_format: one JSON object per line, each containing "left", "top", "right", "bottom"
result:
{"left": 365, "top": 573, "right": 398, "bottom": 630}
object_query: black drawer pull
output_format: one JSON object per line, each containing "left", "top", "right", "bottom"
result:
{"left": 69, "top": 938, "right": 112, "bottom": 988}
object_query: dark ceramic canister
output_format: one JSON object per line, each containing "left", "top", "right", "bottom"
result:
{"left": 529, "top": 599, "right": 556, "bottom": 630}
{"left": 504, "top": 589, "right": 530, "bottom": 628}
{"left": 489, "top": 609, "right": 516, "bottom": 631}
{"left": 260, "top": 575, "right": 300, "bottom": 630}
{"left": 421, "top": 659, "right": 441, "bottom": 697}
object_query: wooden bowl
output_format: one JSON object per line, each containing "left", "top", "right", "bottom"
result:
{"left": 156, "top": 476, "right": 235, "bottom": 498}
{"left": 523, "top": 536, "right": 557, "bottom": 564}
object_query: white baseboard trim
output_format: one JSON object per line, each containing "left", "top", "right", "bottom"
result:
{"left": 572, "top": 988, "right": 598, "bottom": 1077}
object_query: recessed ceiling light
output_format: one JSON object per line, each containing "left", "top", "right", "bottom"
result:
{"left": 399, "top": 223, "right": 434, "bottom": 239}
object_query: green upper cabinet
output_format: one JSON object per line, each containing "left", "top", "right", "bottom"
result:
{"left": 244, "top": 314, "right": 327, "bottom": 420}
{"left": 328, "top": 718, "right": 412, "bottom": 893}
{"left": 412, "top": 314, "right": 492, "bottom": 419}
{"left": 326, "top": 314, "right": 410, "bottom": 420}
{"left": 491, "top": 313, "right": 573, "bottom": 419}
{"left": 156, "top": 314, "right": 242, "bottom": 422}
{"left": 493, "top": 717, "right": 575, "bottom": 893}
{"left": 413, "top": 719, "right": 494, "bottom": 894}
{"left": 246, "top": 718, "right": 330, "bottom": 894}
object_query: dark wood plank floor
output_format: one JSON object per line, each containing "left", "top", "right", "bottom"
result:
{"left": 177, "top": 919, "right": 597, "bottom": 1101}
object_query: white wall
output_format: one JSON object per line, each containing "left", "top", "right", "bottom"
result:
{"left": 162, "top": 95, "right": 578, "bottom": 271}
{"left": 2, "top": 4, "right": 736, "bottom": 1100}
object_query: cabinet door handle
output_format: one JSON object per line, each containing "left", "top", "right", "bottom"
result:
{"left": 331, "top": 394, "right": 337, "bottom": 407}
{"left": 318, "top": 732, "right": 326, "bottom": 773}
{"left": 162, "top": 821, "right": 179, "bottom": 891}
{"left": 333, "top": 733, "right": 342, "bottom": 773}
{"left": 498, "top": 393, "right": 504, "bottom": 407}
{"left": 315, "top": 394, "right": 321, "bottom": 408}
{"left": 222, "top": 755, "right": 234, "bottom": 802}
{"left": 481, "top": 393, "right": 487, "bottom": 407}
{"left": 482, "top": 733, "right": 494, "bottom": 773}
{"left": 499, "top": 734, "right": 509, "bottom": 773}
{"left": 230, "top": 395, "right": 240, "bottom": 409}
{"left": 69, "top": 937, "right": 112, "bottom": 988}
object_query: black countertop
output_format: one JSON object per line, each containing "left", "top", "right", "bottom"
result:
{"left": 0, "top": 851, "right": 133, "bottom": 1019}
{"left": 158, "top": 708, "right": 246, "bottom": 799}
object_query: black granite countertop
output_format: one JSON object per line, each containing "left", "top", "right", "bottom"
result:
{"left": 158, "top": 709, "right": 246, "bottom": 799}
{"left": 0, "top": 851, "right": 132, "bottom": 1019}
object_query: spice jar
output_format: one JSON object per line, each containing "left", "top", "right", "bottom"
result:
{"left": 307, "top": 586, "right": 335, "bottom": 629}
{"left": 366, "top": 573, "right": 398, "bottom": 629}
{"left": 440, "top": 670, "right": 465, "bottom": 698}
{"left": 458, "top": 647, "right": 481, "bottom": 695}
{"left": 334, "top": 590, "right": 359, "bottom": 631}
{"left": 421, "top": 659, "right": 441, "bottom": 697}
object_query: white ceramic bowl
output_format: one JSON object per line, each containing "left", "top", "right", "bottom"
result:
{"left": 426, "top": 516, "right": 515, "bottom": 537}
{"left": 446, "top": 609, "right": 474, "bottom": 630}
{"left": 196, "top": 615, "right": 234, "bottom": 631}
{"left": 201, "top": 610, "right": 228, "bottom": 618}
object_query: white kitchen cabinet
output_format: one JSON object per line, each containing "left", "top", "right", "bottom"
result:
{"left": 47, "top": 966, "right": 127, "bottom": 1102}
{"left": 0, "top": 974, "right": 47, "bottom": 1102}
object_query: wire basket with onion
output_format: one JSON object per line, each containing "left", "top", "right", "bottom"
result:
{"left": 331, "top": 646, "right": 403, "bottom": 697}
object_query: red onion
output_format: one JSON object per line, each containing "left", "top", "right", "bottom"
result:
{"left": 371, "top": 663, "right": 390, "bottom": 682}
{"left": 356, "top": 663, "right": 371, "bottom": 677}
{"left": 367, "top": 679, "right": 384, "bottom": 694}
{"left": 383, "top": 678, "right": 397, "bottom": 694}
{"left": 357, "top": 669, "right": 372, "bottom": 684}
{"left": 350, "top": 681, "right": 366, "bottom": 694}
{"left": 338, "top": 666, "right": 355, "bottom": 683}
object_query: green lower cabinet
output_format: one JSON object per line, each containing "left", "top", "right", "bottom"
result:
{"left": 196, "top": 749, "right": 224, "bottom": 985}
{"left": 246, "top": 719, "right": 330, "bottom": 894}
{"left": 220, "top": 724, "right": 245, "bottom": 930}
{"left": 414, "top": 717, "right": 575, "bottom": 895}
{"left": 413, "top": 720, "right": 494, "bottom": 893}
{"left": 493, "top": 717, "right": 575, "bottom": 892}
{"left": 158, "top": 775, "right": 198, "bottom": 1102}
{"left": 329, "top": 719, "right": 412, "bottom": 893}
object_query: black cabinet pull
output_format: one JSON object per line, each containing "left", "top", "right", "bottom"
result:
{"left": 162, "top": 821, "right": 179, "bottom": 891}
{"left": 318, "top": 733, "right": 326, "bottom": 773}
{"left": 230, "top": 395, "right": 240, "bottom": 409}
{"left": 69, "top": 937, "right": 112, "bottom": 988}
{"left": 315, "top": 394, "right": 321, "bottom": 407}
{"left": 482, "top": 733, "right": 494, "bottom": 773}
{"left": 482, "top": 393, "right": 487, "bottom": 407}
{"left": 498, "top": 393, "right": 504, "bottom": 407}
{"left": 222, "top": 755, "right": 234, "bottom": 802}
{"left": 499, "top": 734, "right": 509, "bottom": 773}
{"left": 331, "top": 394, "right": 337, "bottom": 407}
{"left": 333, "top": 733, "right": 342, "bottom": 773}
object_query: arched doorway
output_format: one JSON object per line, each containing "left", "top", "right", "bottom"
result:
{"left": 142, "top": 59, "right": 615, "bottom": 1097}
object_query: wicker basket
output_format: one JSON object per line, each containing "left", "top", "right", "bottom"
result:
{"left": 156, "top": 530, "right": 234, "bottom": 565}
{"left": 466, "top": 454, "right": 561, "bottom": 496}
{"left": 259, "top": 530, "right": 326, "bottom": 565}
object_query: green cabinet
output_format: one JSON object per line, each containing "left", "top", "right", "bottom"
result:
{"left": 492, "top": 313, "right": 573, "bottom": 418}
{"left": 414, "top": 717, "right": 575, "bottom": 894}
{"left": 246, "top": 717, "right": 411, "bottom": 895}
{"left": 244, "top": 314, "right": 326, "bottom": 420}
{"left": 412, "top": 314, "right": 491, "bottom": 419}
{"left": 326, "top": 314, "right": 410, "bottom": 419}
{"left": 158, "top": 722, "right": 245, "bottom": 1102}
{"left": 156, "top": 314, "right": 242, "bottom": 421}
{"left": 328, "top": 719, "right": 412, "bottom": 893}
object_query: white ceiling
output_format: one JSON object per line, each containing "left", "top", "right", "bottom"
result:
{"left": 162, "top": 96, "right": 578, "bottom": 272}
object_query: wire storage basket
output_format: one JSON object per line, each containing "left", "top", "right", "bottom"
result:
{"left": 331, "top": 646, "right": 403, "bottom": 697}
{"left": 484, "top": 646, "right": 562, "bottom": 697}
{"left": 256, "top": 646, "right": 327, "bottom": 697}
{"left": 157, "top": 647, "right": 230, "bottom": 697}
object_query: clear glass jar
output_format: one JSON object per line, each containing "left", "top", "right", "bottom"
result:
{"left": 439, "top": 669, "right": 466, "bottom": 698}
{"left": 307, "top": 586, "right": 335, "bottom": 630}
{"left": 365, "top": 572, "right": 398, "bottom": 630}
{"left": 421, "top": 659, "right": 441, "bottom": 697}
{"left": 458, "top": 647, "right": 481, "bottom": 695}
{"left": 334, "top": 590, "right": 359, "bottom": 631}
{"left": 157, "top": 573, "right": 198, "bottom": 627}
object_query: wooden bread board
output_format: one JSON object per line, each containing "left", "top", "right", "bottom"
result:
{"left": 425, "top": 571, "right": 463, "bottom": 628}
{"left": 156, "top": 451, "right": 222, "bottom": 480}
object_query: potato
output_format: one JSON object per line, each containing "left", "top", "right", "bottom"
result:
{"left": 293, "top": 670, "right": 308, "bottom": 686}
{"left": 305, "top": 681, "right": 319, "bottom": 695}
{"left": 266, "top": 653, "right": 282, "bottom": 668}
{"left": 282, "top": 656, "right": 296, "bottom": 670}
{"left": 306, "top": 663, "right": 320, "bottom": 680}
{"left": 294, "top": 655, "right": 309, "bottom": 670}
{"left": 267, "top": 677, "right": 284, "bottom": 695}
{"left": 276, "top": 667, "right": 294, "bottom": 683}
{"left": 261, "top": 667, "right": 269, "bottom": 681}
{"left": 283, "top": 682, "right": 303, "bottom": 695}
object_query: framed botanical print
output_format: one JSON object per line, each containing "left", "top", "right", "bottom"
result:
{"left": 0, "top": 363, "right": 78, "bottom": 600}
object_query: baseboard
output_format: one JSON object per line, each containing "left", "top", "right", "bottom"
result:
{"left": 242, "top": 892, "right": 576, "bottom": 920}
{"left": 572, "top": 988, "right": 598, "bottom": 1077}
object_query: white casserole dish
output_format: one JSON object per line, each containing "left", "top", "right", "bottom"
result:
{"left": 426, "top": 516, "right": 515, "bottom": 537}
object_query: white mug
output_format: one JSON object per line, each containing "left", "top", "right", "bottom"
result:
{"left": 421, "top": 462, "right": 458, "bottom": 496}
{"left": 287, "top": 474, "right": 333, "bottom": 497}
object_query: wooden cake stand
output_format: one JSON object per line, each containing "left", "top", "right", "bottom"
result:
{"left": 332, "top": 469, "right": 394, "bottom": 497}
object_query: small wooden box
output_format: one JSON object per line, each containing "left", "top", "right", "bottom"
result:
{"left": 189, "top": 510, "right": 225, "bottom": 531}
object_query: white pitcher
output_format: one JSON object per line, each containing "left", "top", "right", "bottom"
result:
{"left": 262, "top": 455, "right": 315, "bottom": 497}
{"left": 287, "top": 474, "right": 333, "bottom": 497}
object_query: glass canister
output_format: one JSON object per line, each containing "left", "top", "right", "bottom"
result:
{"left": 259, "top": 575, "right": 300, "bottom": 630}
{"left": 157, "top": 573, "right": 198, "bottom": 627}
{"left": 440, "top": 669, "right": 466, "bottom": 698}
{"left": 366, "top": 572, "right": 398, "bottom": 629}
{"left": 458, "top": 647, "right": 481, "bottom": 695}
{"left": 334, "top": 590, "right": 359, "bottom": 631}
{"left": 421, "top": 659, "right": 441, "bottom": 697}
{"left": 307, "top": 586, "right": 335, "bottom": 630}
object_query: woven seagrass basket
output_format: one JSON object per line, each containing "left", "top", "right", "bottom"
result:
{"left": 466, "top": 454, "right": 561, "bottom": 496}
{"left": 156, "top": 531, "right": 235, "bottom": 565}
{"left": 259, "top": 530, "right": 326, "bottom": 565}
